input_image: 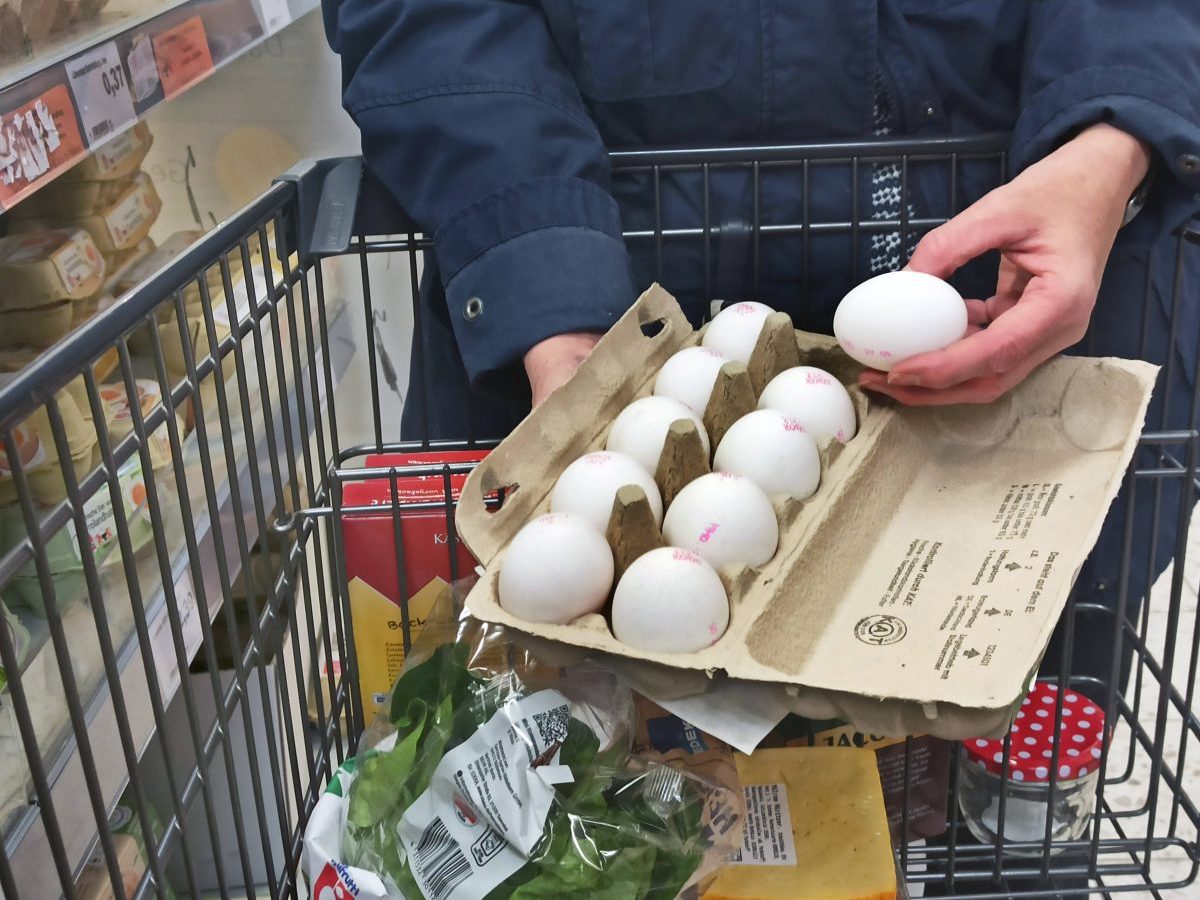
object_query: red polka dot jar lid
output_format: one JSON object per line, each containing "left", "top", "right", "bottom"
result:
{"left": 963, "top": 682, "right": 1106, "bottom": 782}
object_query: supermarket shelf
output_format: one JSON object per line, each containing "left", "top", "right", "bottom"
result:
{"left": 0, "top": 0, "right": 318, "bottom": 211}
{"left": 1, "top": 299, "right": 353, "bottom": 895}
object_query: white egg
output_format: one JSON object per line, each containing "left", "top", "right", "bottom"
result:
{"left": 663, "top": 471, "right": 778, "bottom": 569}
{"left": 550, "top": 450, "right": 664, "bottom": 533}
{"left": 611, "top": 547, "right": 729, "bottom": 653}
{"left": 714, "top": 409, "right": 821, "bottom": 500}
{"left": 701, "top": 301, "right": 776, "bottom": 363}
{"left": 606, "top": 396, "right": 710, "bottom": 475}
{"left": 833, "top": 270, "right": 968, "bottom": 372}
{"left": 653, "top": 346, "right": 730, "bottom": 416}
{"left": 758, "top": 366, "right": 858, "bottom": 443}
{"left": 498, "top": 513, "right": 614, "bottom": 624}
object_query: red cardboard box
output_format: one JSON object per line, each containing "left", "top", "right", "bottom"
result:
{"left": 339, "top": 450, "right": 488, "bottom": 712}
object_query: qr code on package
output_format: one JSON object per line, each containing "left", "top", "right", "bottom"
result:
{"left": 532, "top": 705, "right": 570, "bottom": 746}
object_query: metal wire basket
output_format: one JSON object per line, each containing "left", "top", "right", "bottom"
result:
{"left": 0, "top": 133, "right": 1195, "bottom": 898}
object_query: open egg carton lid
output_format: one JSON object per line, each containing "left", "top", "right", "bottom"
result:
{"left": 457, "top": 284, "right": 1157, "bottom": 740}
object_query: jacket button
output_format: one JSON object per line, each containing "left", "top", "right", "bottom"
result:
{"left": 1179, "top": 154, "right": 1200, "bottom": 175}
{"left": 464, "top": 297, "right": 484, "bottom": 321}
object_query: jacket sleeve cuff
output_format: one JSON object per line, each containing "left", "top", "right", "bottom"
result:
{"left": 1012, "top": 66, "right": 1200, "bottom": 192}
{"left": 446, "top": 225, "right": 636, "bottom": 394}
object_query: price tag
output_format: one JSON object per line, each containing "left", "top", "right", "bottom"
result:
{"left": 0, "top": 85, "right": 86, "bottom": 210}
{"left": 65, "top": 41, "right": 137, "bottom": 146}
{"left": 151, "top": 568, "right": 205, "bottom": 700}
{"left": 253, "top": 0, "right": 292, "bottom": 32}
{"left": 153, "top": 17, "right": 215, "bottom": 99}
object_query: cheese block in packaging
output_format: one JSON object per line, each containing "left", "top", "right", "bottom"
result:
{"left": 0, "top": 229, "right": 105, "bottom": 307}
{"left": 0, "top": 301, "right": 75, "bottom": 349}
{"left": 0, "top": 378, "right": 167, "bottom": 614}
{"left": 458, "top": 285, "right": 1158, "bottom": 740}
{"left": 703, "top": 747, "right": 896, "bottom": 900}
{"left": 57, "top": 122, "right": 153, "bottom": 183}
{"left": 52, "top": 0, "right": 111, "bottom": 31}
{"left": 0, "top": 350, "right": 97, "bottom": 506}
{"left": 110, "top": 230, "right": 205, "bottom": 300}
{"left": 8, "top": 173, "right": 138, "bottom": 220}
{"left": 98, "top": 378, "right": 179, "bottom": 472}
{"left": 0, "top": 0, "right": 58, "bottom": 48}
{"left": 116, "top": 229, "right": 269, "bottom": 323}
{"left": 11, "top": 172, "right": 162, "bottom": 256}
{"left": 101, "top": 237, "right": 157, "bottom": 297}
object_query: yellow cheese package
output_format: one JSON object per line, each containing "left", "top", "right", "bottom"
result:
{"left": 8, "top": 172, "right": 140, "bottom": 220}
{"left": 0, "top": 300, "right": 75, "bottom": 349}
{"left": 0, "top": 378, "right": 170, "bottom": 615}
{"left": 57, "top": 121, "right": 153, "bottom": 183}
{"left": 110, "top": 229, "right": 206, "bottom": 301}
{"left": 11, "top": 172, "right": 162, "bottom": 256}
{"left": 704, "top": 748, "right": 898, "bottom": 900}
{"left": 98, "top": 378, "right": 180, "bottom": 472}
{"left": 0, "top": 350, "right": 98, "bottom": 507}
{"left": 101, "top": 237, "right": 157, "bottom": 298}
{"left": 0, "top": 229, "right": 106, "bottom": 308}
{"left": 116, "top": 229, "right": 271, "bottom": 325}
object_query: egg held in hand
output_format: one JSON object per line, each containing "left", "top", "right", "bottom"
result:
{"left": 758, "top": 366, "right": 858, "bottom": 443}
{"left": 833, "top": 270, "right": 968, "bottom": 371}
{"left": 714, "top": 409, "right": 821, "bottom": 500}
{"left": 701, "top": 301, "right": 775, "bottom": 363}
{"left": 663, "top": 471, "right": 779, "bottom": 569}
{"left": 606, "top": 395, "right": 710, "bottom": 475}
{"left": 550, "top": 450, "right": 664, "bottom": 533}
{"left": 611, "top": 547, "right": 730, "bottom": 653}
{"left": 653, "top": 345, "right": 731, "bottom": 416}
{"left": 498, "top": 512, "right": 614, "bottom": 624}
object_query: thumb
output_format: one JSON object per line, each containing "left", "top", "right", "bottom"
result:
{"left": 907, "top": 192, "right": 1027, "bottom": 279}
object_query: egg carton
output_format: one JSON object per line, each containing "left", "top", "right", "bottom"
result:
{"left": 458, "top": 285, "right": 1156, "bottom": 740}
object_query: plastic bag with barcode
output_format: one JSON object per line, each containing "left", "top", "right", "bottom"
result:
{"left": 397, "top": 689, "right": 575, "bottom": 900}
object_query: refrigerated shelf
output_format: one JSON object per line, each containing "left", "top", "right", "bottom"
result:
{"left": 0, "top": 0, "right": 318, "bottom": 211}
{"left": 0, "top": 296, "right": 352, "bottom": 893}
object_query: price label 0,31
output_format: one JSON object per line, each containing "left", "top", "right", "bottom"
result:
{"left": 65, "top": 41, "right": 137, "bottom": 146}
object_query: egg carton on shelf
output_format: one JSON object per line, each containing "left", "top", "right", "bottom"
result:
{"left": 457, "top": 284, "right": 1156, "bottom": 742}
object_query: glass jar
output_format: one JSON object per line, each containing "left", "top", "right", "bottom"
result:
{"left": 958, "top": 682, "right": 1105, "bottom": 855}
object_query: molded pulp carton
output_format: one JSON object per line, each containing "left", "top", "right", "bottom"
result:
{"left": 458, "top": 285, "right": 1157, "bottom": 740}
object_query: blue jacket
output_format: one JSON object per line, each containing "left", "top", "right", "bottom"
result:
{"left": 323, "top": 0, "right": 1200, "bottom": 685}
{"left": 323, "top": 0, "right": 1200, "bottom": 439}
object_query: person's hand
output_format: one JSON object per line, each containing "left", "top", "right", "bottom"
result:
{"left": 524, "top": 331, "right": 603, "bottom": 406}
{"left": 859, "top": 123, "right": 1151, "bottom": 406}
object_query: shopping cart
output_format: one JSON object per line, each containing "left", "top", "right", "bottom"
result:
{"left": 0, "top": 133, "right": 1196, "bottom": 899}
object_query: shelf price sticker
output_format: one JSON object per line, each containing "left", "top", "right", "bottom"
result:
{"left": 151, "top": 567, "right": 205, "bottom": 700}
{"left": 153, "top": 16, "right": 215, "bottom": 99}
{"left": 0, "top": 85, "right": 86, "bottom": 210}
{"left": 65, "top": 41, "right": 137, "bottom": 146}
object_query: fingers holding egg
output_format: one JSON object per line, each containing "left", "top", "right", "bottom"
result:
{"left": 834, "top": 271, "right": 968, "bottom": 372}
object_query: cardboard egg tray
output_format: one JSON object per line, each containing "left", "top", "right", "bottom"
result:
{"left": 458, "top": 285, "right": 1157, "bottom": 739}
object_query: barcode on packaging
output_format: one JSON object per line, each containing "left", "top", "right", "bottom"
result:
{"left": 412, "top": 818, "right": 472, "bottom": 900}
